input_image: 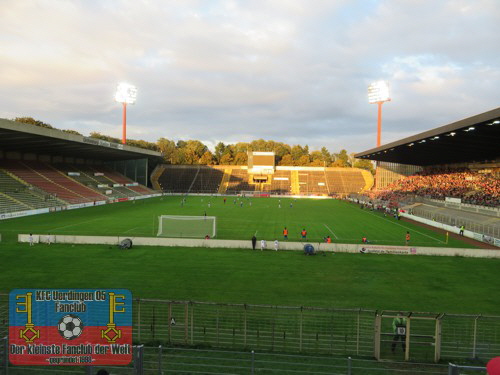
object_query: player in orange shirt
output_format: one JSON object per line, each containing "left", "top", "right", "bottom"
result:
{"left": 283, "top": 227, "right": 288, "bottom": 240}
{"left": 405, "top": 231, "right": 411, "bottom": 245}
{"left": 301, "top": 229, "right": 307, "bottom": 239}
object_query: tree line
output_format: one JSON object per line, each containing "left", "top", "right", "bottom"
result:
{"left": 13, "top": 117, "right": 374, "bottom": 173}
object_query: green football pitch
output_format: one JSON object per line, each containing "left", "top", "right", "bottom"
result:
{"left": 1, "top": 196, "right": 499, "bottom": 314}
{"left": 0, "top": 196, "right": 476, "bottom": 247}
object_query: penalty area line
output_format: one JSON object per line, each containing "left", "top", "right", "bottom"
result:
{"left": 324, "top": 224, "right": 338, "bottom": 239}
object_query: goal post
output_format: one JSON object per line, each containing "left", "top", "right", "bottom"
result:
{"left": 157, "top": 215, "right": 217, "bottom": 238}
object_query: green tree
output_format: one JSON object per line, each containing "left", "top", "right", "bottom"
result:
{"left": 353, "top": 158, "right": 375, "bottom": 174}
{"left": 157, "top": 138, "right": 177, "bottom": 164}
{"left": 321, "top": 147, "right": 332, "bottom": 165}
{"left": 186, "top": 140, "right": 208, "bottom": 159}
{"left": 62, "top": 129, "right": 82, "bottom": 136}
{"left": 14, "top": 117, "right": 53, "bottom": 129}
{"left": 233, "top": 142, "right": 249, "bottom": 154}
{"left": 297, "top": 154, "right": 310, "bottom": 166}
{"left": 233, "top": 152, "right": 248, "bottom": 165}
{"left": 278, "top": 154, "right": 295, "bottom": 166}
{"left": 176, "top": 140, "right": 187, "bottom": 149}
{"left": 214, "top": 142, "right": 226, "bottom": 164}
{"left": 199, "top": 150, "right": 215, "bottom": 165}
{"left": 291, "top": 145, "right": 308, "bottom": 161}
{"left": 89, "top": 132, "right": 121, "bottom": 144}
{"left": 309, "top": 158, "right": 324, "bottom": 167}
{"left": 310, "top": 150, "right": 324, "bottom": 163}
{"left": 220, "top": 153, "right": 233, "bottom": 165}
{"left": 333, "top": 149, "right": 351, "bottom": 167}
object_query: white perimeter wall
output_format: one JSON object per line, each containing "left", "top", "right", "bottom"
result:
{"left": 18, "top": 234, "right": 500, "bottom": 259}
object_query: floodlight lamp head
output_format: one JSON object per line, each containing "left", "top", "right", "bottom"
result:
{"left": 368, "top": 80, "right": 391, "bottom": 104}
{"left": 115, "top": 83, "right": 137, "bottom": 104}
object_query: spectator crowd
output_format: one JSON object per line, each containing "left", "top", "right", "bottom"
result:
{"left": 372, "top": 168, "right": 500, "bottom": 207}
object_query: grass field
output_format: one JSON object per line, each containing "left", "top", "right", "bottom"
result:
{"left": 0, "top": 196, "right": 476, "bottom": 247}
{"left": 0, "top": 196, "right": 499, "bottom": 315}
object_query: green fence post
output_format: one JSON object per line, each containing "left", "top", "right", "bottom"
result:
{"left": 158, "top": 345, "right": 162, "bottom": 374}
{"left": 299, "top": 307, "right": 303, "bottom": 352}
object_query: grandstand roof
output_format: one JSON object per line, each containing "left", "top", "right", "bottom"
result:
{"left": 0, "top": 118, "right": 162, "bottom": 162}
{"left": 355, "top": 107, "right": 500, "bottom": 166}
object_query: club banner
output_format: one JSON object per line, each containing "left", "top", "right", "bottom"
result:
{"left": 9, "top": 289, "right": 132, "bottom": 366}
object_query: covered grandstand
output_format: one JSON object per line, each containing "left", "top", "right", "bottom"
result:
{"left": 0, "top": 118, "right": 162, "bottom": 217}
{"left": 354, "top": 107, "right": 500, "bottom": 242}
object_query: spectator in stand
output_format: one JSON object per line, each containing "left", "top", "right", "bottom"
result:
{"left": 368, "top": 168, "right": 499, "bottom": 208}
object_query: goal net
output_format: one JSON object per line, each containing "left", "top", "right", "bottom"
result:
{"left": 157, "top": 215, "right": 217, "bottom": 238}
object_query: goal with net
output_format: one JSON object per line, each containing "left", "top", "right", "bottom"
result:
{"left": 157, "top": 215, "right": 217, "bottom": 238}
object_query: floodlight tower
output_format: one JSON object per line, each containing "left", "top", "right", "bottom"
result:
{"left": 368, "top": 81, "right": 391, "bottom": 147}
{"left": 115, "top": 83, "right": 137, "bottom": 144}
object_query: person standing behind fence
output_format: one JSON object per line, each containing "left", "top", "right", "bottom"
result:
{"left": 29, "top": 233, "right": 34, "bottom": 246}
{"left": 251, "top": 235, "right": 257, "bottom": 250}
{"left": 392, "top": 312, "right": 407, "bottom": 353}
{"left": 459, "top": 225, "right": 465, "bottom": 236}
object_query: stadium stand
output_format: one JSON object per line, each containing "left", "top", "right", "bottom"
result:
{"left": 1, "top": 160, "right": 99, "bottom": 204}
{"left": 267, "top": 169, "right": 291, "bottom": 194}
{"left": 226, "top": 168, "right": 254, "bottom": 193}
{"left": 0, "top": 160, "right": 156, "bottom": 213}
{"left": 0, "top": 169, "right": 62, "bottom": 212}
{"left": 372, "top": 168, "right": 499, "bottom": 207}
{"left": 354, "top": 107, "right": 500, "bottom": 240}
{"left": 155, "top": 165, "right": 371, "bottom": 196}
{"left": 189, "top": 166, "right": 226, "bottom": 193}
{"left": 157, "top": 165, "right": 200, "bottom": 193}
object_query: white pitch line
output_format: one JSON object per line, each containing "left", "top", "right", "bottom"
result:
{"left": 123, "top": 226, "right": 141, "bottom": 234}
{"left": 49, "top": 217, "right": 102, "bottom": 231}
{"left": 364, "top": 210, "right": 445, "bottom": 244}
{"left": 324, "top": 224, "right": 338, "bottom": 239}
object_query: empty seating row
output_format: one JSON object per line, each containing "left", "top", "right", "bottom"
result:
{"left": 155, "top": 165, "right": 369, "bottom": 195}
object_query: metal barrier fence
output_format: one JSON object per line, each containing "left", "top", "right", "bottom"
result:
{"left": 447, "top": 363, "right": 487, "bottom": 375}
{"left": 1, "top": 295, "right": 499, "bottom": 362}
{"left": 411, "top": 206, "right": 500, "bottom": 238}
{"left": 348, "top": 194, "right": 500, "bottom": 238}
{"left": 1, "top": 341, "right": 487, "bottom": 375}
{"left": 132, "top": 300, "right": 376, "bottom": 357}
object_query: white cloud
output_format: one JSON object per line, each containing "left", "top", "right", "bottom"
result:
{"left": 0, "top": 0, "right": 499, "bottom": 154}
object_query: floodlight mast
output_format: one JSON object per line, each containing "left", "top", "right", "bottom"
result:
{"left": 115, "top": 83, "right": 137, "bottom": 144}
{"left": 368, "top": 81, "right": 391, "bottom": 147}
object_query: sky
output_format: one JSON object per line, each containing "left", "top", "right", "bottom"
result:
{"left": 1, "top": 0, "right": 499, "bottom": 154}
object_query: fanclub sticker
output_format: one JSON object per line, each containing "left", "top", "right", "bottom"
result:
{"left": 9, "top": 289, "right": 132, "bottom": 366}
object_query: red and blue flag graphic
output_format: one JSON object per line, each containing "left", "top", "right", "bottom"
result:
{"left": 9, "top": 289, "right": 132, "bottom": 366}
